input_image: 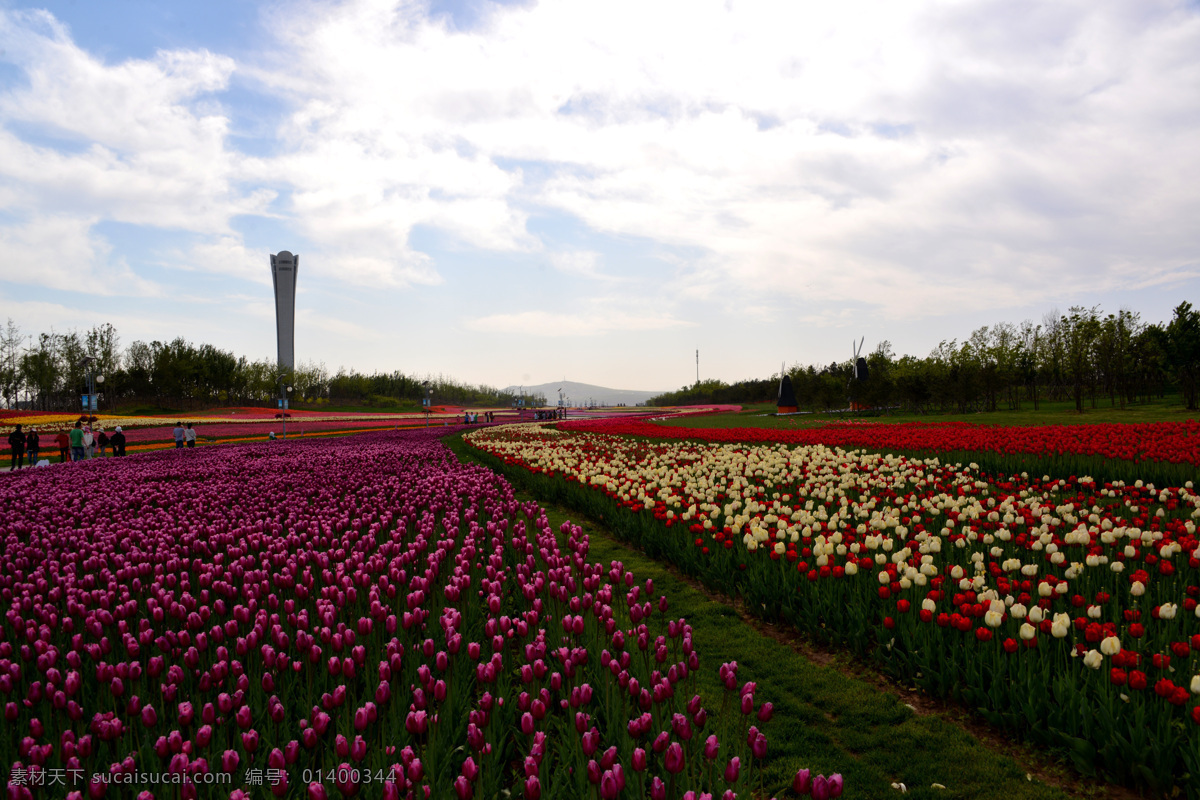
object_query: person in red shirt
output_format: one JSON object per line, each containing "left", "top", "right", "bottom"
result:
{"left": 56, "top": 431, "right": 70, "bottom": 463}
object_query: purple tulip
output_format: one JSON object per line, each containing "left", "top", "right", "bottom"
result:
{"left": 793, "top": 769, "right": 812, "bottom": 795}
{"left": 704, "top": 734, "right": 720, "bottom": 760}
{"left": 524, "top": 776, "right": 542, "bottom": 800}
{"left": 453, "top": 776, "right": 473, "bottom": 800}
{"left": 664, "top": 742, "right": 685, "bottom": 774}
{"left": 724, "top": 756, "right": 741, "bottom": 783}
{"left": 812, "top": 775, "right": 830, "bottom": 800}
{"left": 632, "top": 748, "right": 648, "bottom": 772}
{"left": 600, "top": 770, "right": 620, "bottom": 800}
{"left": 752, "top": 733, "right": 768, "bottom": 759}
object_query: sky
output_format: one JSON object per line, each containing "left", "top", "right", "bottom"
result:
{"left": 1, "top": 0, "right": 1198, "bottom": 393}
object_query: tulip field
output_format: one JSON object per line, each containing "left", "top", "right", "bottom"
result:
{"left": 464, "top": 423, "right": 1200, "bottom": 795}
{"left": 0, "top": 429, "right": 841, "bottom": 799}
{"left": 560, "top": 416, "right": 1200, "bottom": 490}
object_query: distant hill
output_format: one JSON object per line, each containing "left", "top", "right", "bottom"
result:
{"left": 501, "top": 380, "right": 667, "bottom": 407}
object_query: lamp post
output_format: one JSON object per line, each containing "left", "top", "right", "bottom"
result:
{"left": 95, "top": 374, "right": 105, "bottom": 413}
{"left": 79, "top": 357, "right": 101, "bottom": 416}
{"left": 423, "top": 381, "right": 432, "bottom": 427}
{"left": 276, "top": 374, "right": 292, "bottom": 439}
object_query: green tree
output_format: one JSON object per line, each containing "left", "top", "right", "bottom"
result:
{"left": 1166, "top": 301, "right": 1200, "bottom": 409}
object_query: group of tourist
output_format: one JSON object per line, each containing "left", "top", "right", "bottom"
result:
{"left": 6, "top": 421, "right": 129, "bottom": 469}
{"left": 172, "top": 422, "right": 198, "bottom": 448}
{"left": 462, "top": 411, "right": 495, "bottom": 424}
{"left": 533, "top": 408, "right": 565, "bottom": 420}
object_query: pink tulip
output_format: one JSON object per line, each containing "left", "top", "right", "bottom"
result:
{"left": 308, "top": 782, "right": 329, "bottom": 800}
{"left": 724, "top": 756, "right": 740, "bottom": 783}
{"left": 334, "top": 761, "right": 359, "bottom": 797}
{"left": 195, "top": 725, "right": 212, "bottom": 748}
{"left": 812, "top": 775, "right": 830, "bottom": 800}
{"left": 704, "top": 734, "right": 720, "bottom": 760}
{"left": 524, "top": 776, "right": 542, "bottom": 800}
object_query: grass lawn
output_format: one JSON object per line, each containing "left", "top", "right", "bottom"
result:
{"left": 448, "top": 434, "right": 1138, "bottom": 800}
{"left": 659, "top": 396, "right": 1197, "bottom": 430}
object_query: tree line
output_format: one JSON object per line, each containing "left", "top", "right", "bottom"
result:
{"left": 0, "top": 322, "right": 545, "bottom": 411}
{"left": 650, "top": 302, "right": 1200, "bottom": 412}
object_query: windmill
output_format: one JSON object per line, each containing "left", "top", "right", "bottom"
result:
{"left": 776, "top": 361, "right": 798, "bottom": 414}
{"left": 849, "top": 338, "right": 870, "bottom": 411}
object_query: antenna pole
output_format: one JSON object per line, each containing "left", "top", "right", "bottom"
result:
{"left": 696, "top": 349, "right": 699, "bottom": 385}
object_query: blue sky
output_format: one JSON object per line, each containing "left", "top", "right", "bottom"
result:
{"left": 1, "top": 0, "right": 1198, "bottom": 392}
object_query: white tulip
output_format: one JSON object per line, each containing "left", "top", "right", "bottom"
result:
{"left": 1019, "top": 623, "right": 1037, "bottom": 641}
{"left": 1130, "top": 581, "right": 1145, "bottom": 597}
{"left": 1158, "top": 603, "right": 1177, "bottom": 620}
{"left": 1083, "top": 650, "right": 1103, "bottom": 670}
{"left": 1099, "top": 636, "right": 1121, "bottom": 656}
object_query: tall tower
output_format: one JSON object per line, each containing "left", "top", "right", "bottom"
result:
{"left": 270, "top": 251, "right": 298, "bottom": 372}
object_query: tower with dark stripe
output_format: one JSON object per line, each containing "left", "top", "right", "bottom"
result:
{"left": 270, "top": 251, "right": 298, "bottom": 372}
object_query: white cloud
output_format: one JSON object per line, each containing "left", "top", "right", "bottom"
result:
{"left": 0, "top": 216, "right": 160, "bottom": 296}
{"left": 466, "top": 297, "right": 694, "bottom": 336}
{"left": 241, "top": 0, "right": 1191, "bottom": 321}
{"left": 0, "top": 7, "right": 274, "bottom": 291}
